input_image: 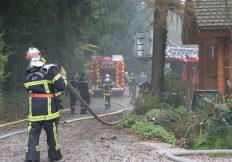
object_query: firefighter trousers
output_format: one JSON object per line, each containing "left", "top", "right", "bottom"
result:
{"left": 104, "top": 95, "right": 111, "bottom": 109}
{"left": 70, "top": 93, "right": 77, "bottom": 113}
{"left": 25, "top": 120, "right": 62, "bottom": 162}
{"left": 80, "top": 92, "right": 90, "bottom": 114}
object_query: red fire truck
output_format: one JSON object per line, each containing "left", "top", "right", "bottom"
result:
{"left": 89, "top": 55, "right": 125, "bottom": 96}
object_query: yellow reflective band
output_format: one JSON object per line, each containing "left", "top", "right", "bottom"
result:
{"left": 45, "top": 112, "right": 60, "bottom": 120}
{"left": 64, "top": 79, "right": 67, "bottom": 86}
{"left": 41, "top": 57, "right": 46, "bottom": 63}
{"left": 52, "top": 74, "right": 62, "bottom": 83}
{"left": 25, "top": 146, "right": 28, "bottom": 152}
{"left": 48, "top": 98, "right": 51, "bottom": 115}
{"left": 53, "top": 122, "right": 60, "bottom": 150}
{"left": 24, "top": 80, "right": 52, "bottom": 88}
{"left": 36, "top": 145, "right": 40, "bottom": 152}
{"left": 29, "top": 97, "right": 32, "bottom": 116}
{"left": 26, "top": 122, "right": 32, "bottom": 152}
{"left": 28, "top": 112, "right": 60, "bottom": 122}
{"left": 44, "top": 83, "right": 51, "bottom": 93}
{"left": 55, "top": 92, "right": 63, "bottom": 97}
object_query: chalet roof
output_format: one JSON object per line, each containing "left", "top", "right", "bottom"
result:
{"left": 193, "top": 0, "right": 232, "bottom": 30}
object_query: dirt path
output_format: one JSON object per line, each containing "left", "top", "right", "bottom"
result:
{"left": 1, "top": 96, "right": 232, "bottom": 162}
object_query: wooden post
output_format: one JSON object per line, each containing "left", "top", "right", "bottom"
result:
{"left": 198, "top": 39, "right": 204, "bottom": 89}
{"left": 217, "top": 38, "right": 225, "bottom": 93}
{"left": 229, "top": 44, "right": 232, "bottom": 82}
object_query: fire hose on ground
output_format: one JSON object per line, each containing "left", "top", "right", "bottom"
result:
{"left": 162, "top": 149, "right": 232, "bottom": 162}
{"left": 65, "top": 81, "right": 132, "bottom": 125}
{"left": 0, "top": 81, "right": 133, "bottom": 139}
{"left": 2, "top": 82, "right": 232, "bottom": 161}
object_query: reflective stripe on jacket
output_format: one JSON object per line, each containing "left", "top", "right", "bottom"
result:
{"left": 102, "top": 80, "right": 113, "bottom": 96}
{"left": 24, "top": 65, "right": 67, "bottom": 122}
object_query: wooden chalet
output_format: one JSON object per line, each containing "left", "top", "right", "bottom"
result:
{"left": 182, "top": 0, "right": 232, "bottom": 94}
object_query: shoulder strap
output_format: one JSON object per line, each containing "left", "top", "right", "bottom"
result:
{"left": 41, "top": 64, "right": 57, "bottom": 74}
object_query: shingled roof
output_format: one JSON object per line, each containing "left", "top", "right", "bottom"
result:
{"left": 193, "top": 0, "right": 232, "bottom": 30}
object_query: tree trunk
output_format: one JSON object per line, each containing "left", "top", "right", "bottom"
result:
{"left": 151, "top": 8, "right": 167, "bottom": 96}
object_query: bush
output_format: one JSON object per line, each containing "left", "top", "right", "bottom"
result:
{"left": 154, "top": 102, "right": 173, "bottom": 110}
{"left": 146, "top": 105, "right": 189, "bottom": 139}
{"left": 160, "top": 74, "right": 185, "bottom": 107}
{"left": 134, "top": 93, "right": 158, "bottom": 115}
{"left": 0, "top": 91, "right": 28, "bottom": 119}
{"left": 117, "top": 115, "right": 140, "bottom": 129}
{"left": 132, "top": 121, "right": 176, "bottom": 144}
{"left": 117, "top": 115, "right": 176, "bottom": 144}
{"left": 192, "top": 110, "right": 232, "bottom": 149}
{"left": 0, "top": 92, "right": 3, "bottom": 113}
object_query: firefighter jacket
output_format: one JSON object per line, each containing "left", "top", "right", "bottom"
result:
{"left": 78, "top": 76, "right": 89, "bottom": 94}
{"left": 102, "top": 80, "right": 113, "bottom": 96}
{"left": 24, "top": 64, "right": 67, "bottom": 122}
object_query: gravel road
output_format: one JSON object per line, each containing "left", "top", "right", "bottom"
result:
{"left": 1, "top": 96, "right": 232, "bottom": 162}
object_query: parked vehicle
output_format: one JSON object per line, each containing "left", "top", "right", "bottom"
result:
{"left": 89, "top": 55, "right": 125, "bottom": 96}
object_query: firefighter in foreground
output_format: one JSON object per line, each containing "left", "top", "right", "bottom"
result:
{"left": 102, "top": 74, "right": 113, "bottom": 110}
{"left": 24, "top": 47, "right": 67, "bottom": 162}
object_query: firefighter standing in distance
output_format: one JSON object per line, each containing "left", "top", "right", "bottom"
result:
{"left": 102, "top": 74, "right": 113, "bottom": 110}
{"left": 24, "top": 47, "right": 67, "bottom": 162}
{"left": 68, "top": 71, "right": 79, "bottom": 114}
{"left": 78, "top": 72, "right": 93, "bottom": 114}
{"left": 128, "top": 75, "right": 137, "bottom": 105}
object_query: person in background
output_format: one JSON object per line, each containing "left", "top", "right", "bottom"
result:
{"left": 78, "top": 72, "right": 93, "bottom": 114}
{"left": 138, "top": 72, "right": 148, "bottom": 85}
{"left": 24, "top": 47, "right": 66, "bottom": 162}
{"left": 128, "top": 72, "right": 135, "bottom": 97}
{"left": 128, "top": 75, "right": 137, "bottom": 105}
{"left": 68, "top": 71, "right": 79, "bottom": 114}
{"left": 102, "top": 74, "right": 113, "bottom": 110}
{"left": 124, "top": 72, "right": 129, "bottom": 96}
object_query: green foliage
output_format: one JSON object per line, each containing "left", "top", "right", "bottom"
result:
{"left": 160, "top": 74, "right": 185, "bottom": 107}
{"left": 0, "top": 32, "right": 11, "bottom": 113}
{"left": 117, "top": 115, "right": 140, "bottom": 129}
{"left": 146, "top": 105, "right": 189, "bottom": 138}
{"left": 192, "top": 110, "right": 232, "bottom": 149}
{"left": 117, "top": 115, "right": 176, "bottom": 144}
{"left": 147, "top": 105, "right": 189, "bottom": 123}
{"left": 0, "top": 0, "right": 151, "bottom": 93}
{"left": 0, "top": 32, "right": 10, "bottom": 84}
{"left": 154, "top": 102, "right": 173, "bottom": 109}
{"left": 132, "top": 121, "right": 176, "bottom": 144}
{"left": 191, "top": 135, "right": 210, "bottom": 150}
{"left": 185, "top": 96, "right": 232, "bottom": 149}
{"left": 0, "top": 92, "right": 3, "bottom": 113}
{"left": 134, "top": 93, "right": 158, "bottom": 115}
{"left": 226, "top": 98, "right": 232, "bottom": 109}
{"left": 0, "top": 91, "right": 28, "bottom": 117}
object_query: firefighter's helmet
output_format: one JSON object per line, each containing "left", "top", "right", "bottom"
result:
{"left": 25, "top": 47, "right": 45, "bottom": 68}
{"left": 105, "top": 74, "right": 110, "bottom": 81}
{"left": 105, "top": 74, "right": 109, "bottom": 77}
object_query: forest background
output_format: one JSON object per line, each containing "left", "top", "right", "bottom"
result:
{"left": 0, "top": 0, "right": 184, "bottom": 113}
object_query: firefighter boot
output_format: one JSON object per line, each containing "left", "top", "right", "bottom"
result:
{"left": 108, "top": 103, "right": 111, "bottom": 109}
